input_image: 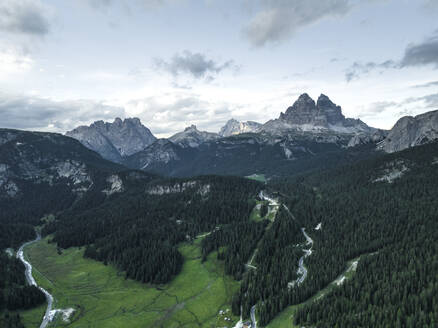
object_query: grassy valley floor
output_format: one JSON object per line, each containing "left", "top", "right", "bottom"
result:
{"left": 21, "top": 237, "right": 239, "bottom": 328}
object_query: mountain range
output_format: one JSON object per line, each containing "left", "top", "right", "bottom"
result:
{"left": 2, "top": 93, "right": 438, "bottom": 328}
{"left": 64, "top": 93, "right": 438, "bottom": 177}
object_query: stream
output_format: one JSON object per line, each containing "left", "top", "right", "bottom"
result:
{"left": 16, "top": 232, "right": 55, "bottom": 328}
{"left": 295, "top": 228, "right": 313, "bottom": 285}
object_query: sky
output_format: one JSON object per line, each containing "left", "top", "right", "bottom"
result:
{"left": 0, "top": 0, "right": 437, "bottom": 137}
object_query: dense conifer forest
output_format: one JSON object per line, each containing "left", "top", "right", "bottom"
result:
{"left": 201, "top": 220, "right": 268, "bottom": 279}
{"left": 44, "top": 176, "right": 261, "bottom": 284}
{"left": 0, "top": 242, "right": 46, "bottom": 327}
{"left": 2, "top": 127, "right": 438, "bottom": 327}
{"left": 231, "top": 142, "right": 438, "bottom": 326}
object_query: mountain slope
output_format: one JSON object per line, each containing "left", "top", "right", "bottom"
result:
{"left": 169, "top": 125, "right": 220, "bottom": 148}
{"left": 379, "top": 109, "right": 438, "bottom": 153}
{"left": 125, "top": 132, "right": 379, "bottom": 178}
{"left": 173, "top": 133, "right": 374, "bottom": 177}
{"left": 237, "top": 141, "right": 438, "bottom": 326}
{"left": 0, "top": 128, "right": 155, "bottom": 228}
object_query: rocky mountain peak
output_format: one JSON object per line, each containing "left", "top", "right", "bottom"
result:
{"left": 281, "top": 93, "right": 316, "bottom": 119}
{"left": 66, "top": 117, "right": 156, "bottom": 161}
{"left": 184, "top": 125, "right": 198, "bottom": 132}
{"left": 262, "top": 93, "right": 375, "bottom": 135}
{"left": 219, "top": 119, "right": 262, "bottom": 137}
{"left": 317, "top": 94, "right": 338, "bottom": 110}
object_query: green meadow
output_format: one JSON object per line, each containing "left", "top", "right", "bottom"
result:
{"left": 21, "top": 237, "right": 239, "bottom": 328}
{"left": 245, "top": 174, "right": 267, "bottom": 183}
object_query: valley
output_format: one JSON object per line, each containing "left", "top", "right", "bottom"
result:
{"left": 2, "top": 101, "right": 438, "bottom": 328}
{"left": 2, "top": 2, "right": 438, "bottom": 327}
{"left": 20, "top": 236, "right": 239, "bottom": 328}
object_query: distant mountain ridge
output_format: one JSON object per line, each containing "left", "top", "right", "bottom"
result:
{"left": 66, "top": 117, "right": 156, "bottom": 162}
{"left": 169, "top": 125, "right": 220, "bottom": 148}
{"left": 62, "top": 93, "right": 438, "bottom": 177}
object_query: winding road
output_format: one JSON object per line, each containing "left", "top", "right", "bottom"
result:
{"left": 16, "top": 232, "right": 55, "bottom": 328}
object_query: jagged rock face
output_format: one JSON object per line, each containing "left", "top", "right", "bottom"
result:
{"left": 169, "top": 125, "right": 220, "bottom": 148}
{"left": 280, "top": 93, "right": 321, "bottom": 125}
{"left": 316, "top": 94, "right": 345, "bottom": 126}
{"left": 219, "top": 119, "right": 262, "bottom": 137}
{"left": 379, "top": 110, "right": 438, "bottom": 153}
{"left": 66, "top": 118, "right": 156, "bottom": 162}
{"left": 264, "top": 93, "right": 374, "bottom": 135}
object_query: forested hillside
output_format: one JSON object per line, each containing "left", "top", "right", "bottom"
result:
{"left": 0, "top": 129, "right": 152, "bottom": 327}
{"left": 44, "top": 176, "right": 262, "bottom": 284}
{"left": 125, "top": 134, "right": 378, "bottom": 178}
{"left": 232, "top": 141, "right": 438, "bottom": 326}
{"left": 2, "top": 127, "right": 438, "bottom": 327}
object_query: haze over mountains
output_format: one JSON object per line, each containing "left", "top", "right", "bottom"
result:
{"left": 64, "top": 93, "right": 438, "bottom": 176}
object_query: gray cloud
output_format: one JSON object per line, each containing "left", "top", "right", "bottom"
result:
{"left": 420, "top": 93, "right": 438, "bottom": 108}
{"left": 400, "top": 34, "right": 438, "bottom": 68}
{"left": 0, "top": 0, "right": 50, "bottom": 36}
{"left": 154, "top": 51, "right": 237, "bottom": 79}
{"left": 243, "top": 0, "right": 356, "bottom": 47}
{"left": 423, "top": 0, "right": 438, "bottom": 10}
{"left": 125, "top": 95, "right": 240, "bottom": 136}
{"left": 345, "top": 60, "right": 397, "bottom": 82}
{"left": 86, "top": 0, "right": 166, "bottom": 11}
{"left": 87, "top": 0, "right": 113, "bottom": 9}
{"left": 346, "top": 31, "right": 438, "bottom": 81}
{"left": 412, "top": 81, "right": 438, "bottom": 88}
{"left": 0, "top": 94, "right": 125, "bottom": 132}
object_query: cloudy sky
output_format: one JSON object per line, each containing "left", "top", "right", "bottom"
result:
{"left": 1, "top": 0, "right": 438, "bottom": 137}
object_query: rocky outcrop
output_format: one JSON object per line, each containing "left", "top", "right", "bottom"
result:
{"left": 146, "top": 181, "right": 210, "bottom": 196}
{"left": 262, "top": 93, "right": 375, "bottom": 135}
{"left": 378, "top": 110, "right": 438, "bottom": 153}
{"left": 373, "top": 159, "right": 410, "bottom": 183}
{"left": 348, "top": 129, "right": 388, "bottom": 148}
{"left": 169, "top": 125, "right": 220, "bottom": 148}
{"left": 66, "top": 118, "right": 156, "bottom": 162}
{"left": 102, "top": 175, "right": 124, "bottom": 195}
{"left": 219, "top": 119, "right": 262, "bottom": 137}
